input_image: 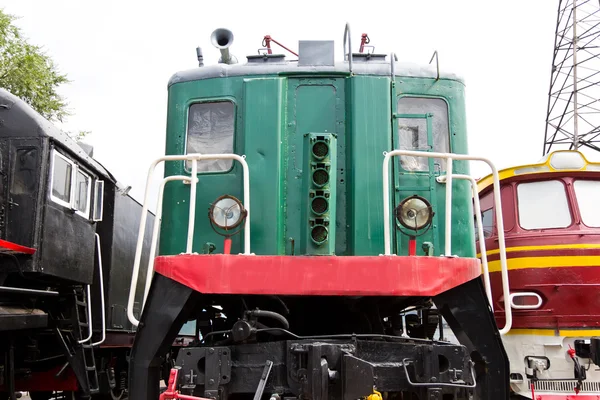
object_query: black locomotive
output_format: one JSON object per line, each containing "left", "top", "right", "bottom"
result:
{"left": 0, "top": 88, "right": 178, "bottom": 399}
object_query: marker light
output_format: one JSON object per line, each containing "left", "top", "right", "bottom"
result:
{"left": 209, "top": 195, "right": 246, "bottom": 230}
{"left": 549, "top": 151, "right": 586, "bottom": 170}
{"left": 395, "top": 195, "right": 433, "bottom": 231}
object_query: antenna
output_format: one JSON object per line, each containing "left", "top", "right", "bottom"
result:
{"left": 543, "top": 0, "right": 600, "bottom": 155}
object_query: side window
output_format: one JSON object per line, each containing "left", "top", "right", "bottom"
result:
{"left": 74, "top": 169, "right": 91, "bottom": 217}
{"left": 482, "top": 209, "right": 494, "bottom": 238}
{"left": 51, "top": 151, "right": 74, "bottom": 207}
{"left": 49, "top": 149, "right": 97, "bottom": 220}
{"left": 517, "top": 180, "right": 571, "bottom": 230}
{"left": 186, "top": 101, "right": 235, "bottom": 172}
{"left": 93, "top": 180, "right": 105, "bottom": 221}
{"left": 396, "top": 97, "right": 450, "bottom": 172}
{"left": 475, "top": 208, "right": 494, "bottom": 241}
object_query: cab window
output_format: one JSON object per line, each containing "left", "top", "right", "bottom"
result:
{"left": 397, "top": 97, "right": 450, "bottom": 172}
{"left": 49, "top": 149, "right": 99, "bottom": 220}
{"left": 51, "top": 150, "right": 74, "bottom": 207}
{"left": 475, "top": 208, "right": 494, "bottom": 241}
{"left": 186, "top": 101, "right": 235, "bottom": 172}
{"left": 573, "top": 180, "right": 600, "bottom": 227}
{"left": 74, "top": 169, "right": 91, "bottom": 218}
{"left": 517, "top": 180, "right": 571, "bottom": 230}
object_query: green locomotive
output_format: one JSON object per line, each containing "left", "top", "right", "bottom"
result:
{"left": 127, "top": 25, "right": 509, "bottom": 400}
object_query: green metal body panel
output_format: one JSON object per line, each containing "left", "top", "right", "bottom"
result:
{"left": 159, "top": 70, "right": 474, "bottom": 259}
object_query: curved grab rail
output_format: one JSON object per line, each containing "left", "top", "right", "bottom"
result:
{"left": 429, "top": 50, "right": 440, "bottom": 81}
{"left": 126, "top": 153, "right": 251, "bottom": 328}
{"left": 437, "top": 174, "right": 492, "bottom": 309}
{"left": 141, "top": 175, "right": 192, "bottom": 308}
{"left": 343, "top": 23, "right": 353, "bottom": 73}
{"left": 91, "top": 233, "right": 106, "bottom": 346}
{"left": 390, "top": 52, "right": 398, "bottom": 78}
{"left": 382, "top": 150, "right": 511, "bottom": 335}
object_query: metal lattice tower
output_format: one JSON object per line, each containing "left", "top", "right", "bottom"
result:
{"left": 543, "top": 0, "right": 600, "bottom": 155}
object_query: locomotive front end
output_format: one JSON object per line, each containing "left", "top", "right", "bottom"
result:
{"left": 127, "top": 26, "right": 510, "bottom": 400}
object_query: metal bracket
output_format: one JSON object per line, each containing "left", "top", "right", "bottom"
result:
{"left": 402, "top": 359, "right": 476, "bottom": 388}
{"left": 429, "top": 50, "right": 440, "bottom": 81}
{"left": 253, "top": 360, "right": 274, "bottom": 400}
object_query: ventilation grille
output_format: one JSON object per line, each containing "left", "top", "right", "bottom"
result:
{"left": 530, "top": 379, "right": 600, "bottom": 393}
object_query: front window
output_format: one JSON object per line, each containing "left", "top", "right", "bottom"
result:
{"left": 517, "top": 180, "right": 572, "bottom": 229}
{"left": 186, "top": 101, "right": 235, "bottom": 172}
{"left": 573, "top": 180, "right": 600, "bottom": 227}
{"left": 397, "top": 97, "right": 450, "bottom": 172}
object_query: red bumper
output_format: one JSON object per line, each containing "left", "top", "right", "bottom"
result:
{"left": 154, "top": 254, "right": 481, "bottom": 296}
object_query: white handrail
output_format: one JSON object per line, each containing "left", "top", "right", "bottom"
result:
{"left": 126, "top": 153, "right": 251, "bottom": 328}
{"left": 91, "top": 233, "right": 106, "bottom": 346}
{"left": 382, "top": 149, "right": 512, "bottom": 335}
{"left": 437, "top": 174, "right": 492, "bottom": 309}
{"left": 78, "top": 284, "right": 93, "bottom": 344}
{"left": 142, "top": 175, "right": 192, "bottom": 308}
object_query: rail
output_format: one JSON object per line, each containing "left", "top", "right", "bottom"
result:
{"left": 382, "top": 150, "right": 512, "bottom": 335}
{"left": 343, "top": 23, "right": 353, "bottom": 73}
{"left": 78, "top": 284, "right": 93, "bottom": 344}
{"left": 79, "top": 234, "right": 106, "bottom": 345}
{"left": 437, "top": 174, "right": 492, "bottom": 308}
{"left": 91, "top": 233, "right": 106, "bottom": 346}
{"left": 126, "top": 153, "right": 251, "bottom": 328}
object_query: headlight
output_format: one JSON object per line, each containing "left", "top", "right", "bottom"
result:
{"left": 209, "top": 195, "right": 246, "bottom": 230}
{"left": 395, "top": 195, "right": 433, "bottom": 231}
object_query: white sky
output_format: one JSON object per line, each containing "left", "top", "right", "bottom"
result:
{"left": 0, "top": 0, "right": 583, "bottom": 204}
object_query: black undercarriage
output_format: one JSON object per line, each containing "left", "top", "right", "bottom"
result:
{"left": 174, "top": 338, "right": 475, "bottom": 400}
{"left": 129, "top": 274, "right": 508, "bottom": 400}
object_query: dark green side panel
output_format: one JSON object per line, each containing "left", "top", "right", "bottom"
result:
{"left": 242, "top": 78, "right": 285, "bottom": 255}
{"left": 160, "top": 79, "right": 243, "bottom": 256}
{"left": 285, "top": 79, "right": 346, "bottom": 256}
{"left": 346, "top": 76, "right": 392, "bottom": 256}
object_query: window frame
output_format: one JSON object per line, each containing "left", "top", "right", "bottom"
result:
{"left": 183, "top": 98, "right": 237, "bottom": 175}
{"left": 74, "top": 168, "right": 92, "bottom": 218}
{"left": 50, "top": 149, "right": 76, "bottom": 209}
{"left": 93, "top": 180, "right": 105, "bottom": 222}
{"left": 49, "top": 148, "right": 96, "bottom": 221}
{"left": 516, "top": 179, "right": 573, "bottom": 231}
{"left": 572, "top": 179, "right": 600, "bottom": 228}
{"left": 395, "top": 95, "right": 452, "bottom": 173}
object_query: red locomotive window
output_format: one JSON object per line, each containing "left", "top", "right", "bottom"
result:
{"left": 573, "top": 179, "right": 600, "bottom": 227}
{"left": 516, "top": 180, "right": 572, "bottom": 230}
{"left": 186, "top": 101, "right": 235, "bottom": 173}
{"left": 474, "top": 208, "right": 494, "bottom": 241}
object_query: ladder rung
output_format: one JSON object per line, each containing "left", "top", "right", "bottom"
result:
{"left": 76, "top": 300, "right": 87, "bottom": 307}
